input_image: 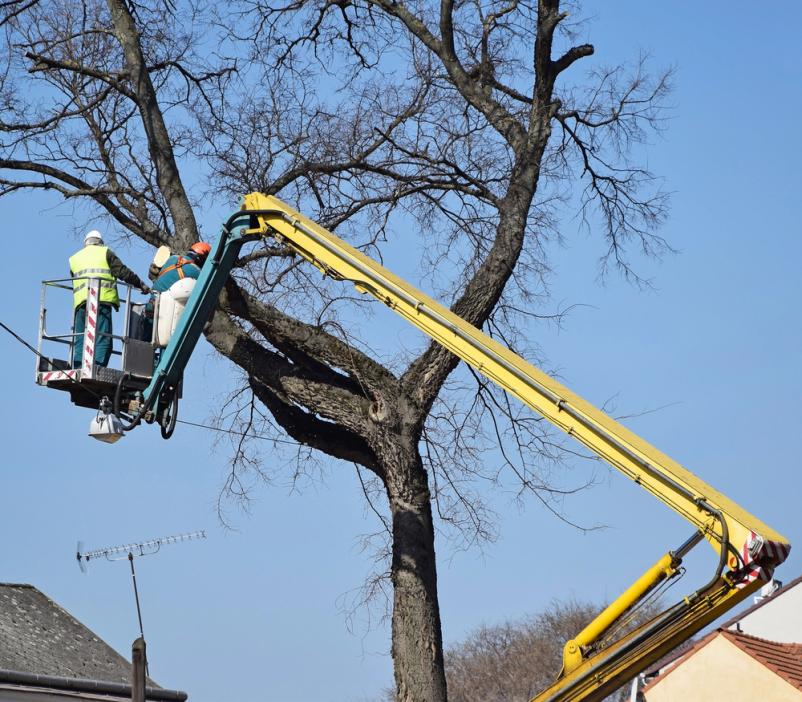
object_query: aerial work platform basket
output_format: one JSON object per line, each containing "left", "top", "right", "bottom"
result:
{"left": 35, "top": 277, "right": 153, "bottom": 409}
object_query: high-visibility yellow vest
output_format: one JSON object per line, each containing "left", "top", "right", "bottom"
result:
{"left": 69, "top": 245, "right": 119, "bottom": 309}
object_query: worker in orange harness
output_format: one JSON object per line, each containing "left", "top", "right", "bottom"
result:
{"left": 145, "top": 242, "right": 212, "bottom": 317}
{"left": 70, "top": 230, "right": 149, "bottom": 368}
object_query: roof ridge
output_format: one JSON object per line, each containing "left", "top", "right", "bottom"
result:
{"left": 721, "top": 629, "right": 793, "bottom": 645}
{"left": 0, "top": 583, "right": 34, "bottom": 589}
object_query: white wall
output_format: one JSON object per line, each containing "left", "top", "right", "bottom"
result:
{"left": 730, "top": 581, "right": 802, "bottom": 644}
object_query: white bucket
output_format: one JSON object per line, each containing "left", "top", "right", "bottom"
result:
{"left": 154, "top": 278, "right": 197, "bottom": 348}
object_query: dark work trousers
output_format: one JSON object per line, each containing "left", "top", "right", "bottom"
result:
{"left": 72, "top": 303, "right": 114, "bottom": 368}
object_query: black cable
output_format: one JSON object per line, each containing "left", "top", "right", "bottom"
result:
{"left": 0, "top": 320, "right": 40, "bottom": 355}
{"left": 1, "top": 319, "right": 310, "bottom": 447}
{"left": 0, "top": 319, "right": 102, "bottom": 400}
{"left": 176, "top": 418, "right": 301, "bottom": 446}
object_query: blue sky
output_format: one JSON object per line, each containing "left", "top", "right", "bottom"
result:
{"left": 1, "top": 2, "right": 801, "bottom": 701}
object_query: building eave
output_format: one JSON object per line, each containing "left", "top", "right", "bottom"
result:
{"left": 0, "top": 669, "right": 187, "bottom": 701}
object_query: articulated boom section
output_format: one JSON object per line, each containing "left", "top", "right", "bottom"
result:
{"left": 238, "top": 193, "right": 790, "bottom": 701}
{"left": 102, "top": 191, "right": 788, "bottom": 700}
{"left": 110, "top": 211, "right": 261, "bottom": 437}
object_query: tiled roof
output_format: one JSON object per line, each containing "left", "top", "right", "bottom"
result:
{"left": 722, "top": 629, "right": 802, "bottom": 691}
{"left": 643, "top": 573, "right": 802, "bottom": 681}
{"left": 642, "top": 628, "right": 802, "bottom": 694}
{"left": 0, "top": 583, "right": 137, "bottom": 683}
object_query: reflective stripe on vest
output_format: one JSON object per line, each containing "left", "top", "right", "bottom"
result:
{"left": 69, "top": 245, "right": 119, "bottom": 309}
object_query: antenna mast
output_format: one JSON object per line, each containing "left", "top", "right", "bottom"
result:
{"left": 76, "top": 530, "right": 206, "bottom": 640}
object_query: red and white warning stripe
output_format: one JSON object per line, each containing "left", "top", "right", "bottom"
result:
{"left": 39, "top": 369, "right": 79, "bottom": 383}
{"left": 82, "top": 282, "right": 98, "bottom": 379}
{"left": 736, "top": 531, "right": 792, "bottom": 588}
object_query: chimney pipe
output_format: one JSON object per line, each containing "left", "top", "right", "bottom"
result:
{"left": 132, "top": 637, "right": 146, "bottom": 702}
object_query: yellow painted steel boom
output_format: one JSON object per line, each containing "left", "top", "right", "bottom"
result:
{"left": 240, "top": 192, "right": 790, "bottom": 701}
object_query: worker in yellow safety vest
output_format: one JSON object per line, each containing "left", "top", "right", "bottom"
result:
{"left": 69, "top": 230, "right": 150, "bottom": 368}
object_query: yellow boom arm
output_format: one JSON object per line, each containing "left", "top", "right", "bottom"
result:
{"left": 240, "top": 192, "right": 790, "bottom": 701}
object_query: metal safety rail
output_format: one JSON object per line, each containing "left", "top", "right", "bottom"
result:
{"left": 36, "top": 277, "right": 152, "bottom": 408}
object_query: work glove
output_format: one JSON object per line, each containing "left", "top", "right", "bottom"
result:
{"left": 140, "top": 283, "right": 151, "bottom": 295}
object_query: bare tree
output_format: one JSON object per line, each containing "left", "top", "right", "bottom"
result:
{"left": 0, "top": 0, "right": 670, "bottom": 699}
{"left": 446, "top": 599, "right": 654, "bottom": 702}
{"left": 447, "top": 600, "right": 599, "bottom": 702}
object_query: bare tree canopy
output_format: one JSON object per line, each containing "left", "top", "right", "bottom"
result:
{"left": 447, "top": 601, "right": 601, "bottom": 702}
{"left": 0, "top": 0, "right": 670, "bottom": 698}
{"left": 446, "top": 599, "right": 654, "bottom": 702}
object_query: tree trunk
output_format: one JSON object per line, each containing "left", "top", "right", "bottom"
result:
{"left": 385, "top": 443, "right": 447, "bottom": 702}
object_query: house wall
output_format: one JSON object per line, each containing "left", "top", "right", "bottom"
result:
{"left": 645, "top": 636, "right": 802, "bottom": 702}
{"left": 734, "top": 584, "right": 802, "bottom": 643}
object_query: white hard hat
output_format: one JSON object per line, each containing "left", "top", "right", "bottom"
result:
{"left": 84, "top": 230, "right": 104, "bottom": 245}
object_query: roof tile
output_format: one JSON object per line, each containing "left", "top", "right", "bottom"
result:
{"left": 0, "top": 583, "right": 134, "bottom": 684}
{"left": 721, "top": 629, "right": 802, "bottom": 690}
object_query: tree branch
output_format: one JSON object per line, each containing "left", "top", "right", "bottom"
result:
{"left": 106, "top": 0, "right": 198, "bottom": 247}
{"left": 221, "top": 279, "right": 397, "bottom": 395}
{"left": 204, "top": 308, "right": 381, "bottom": 470}
{"left": 0, "top": 158, "right": 166, "bottom": 245}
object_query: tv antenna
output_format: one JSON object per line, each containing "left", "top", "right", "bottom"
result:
{"left": 76, "top": 530, "right": 206, "bottom": 640}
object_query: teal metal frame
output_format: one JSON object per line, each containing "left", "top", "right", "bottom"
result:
{"left": 138, "top": 212, "right": 260, "bottom": 419}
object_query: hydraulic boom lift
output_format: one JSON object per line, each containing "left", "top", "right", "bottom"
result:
{"left": 37, "top": 192, "right": 790, "bottom": 700}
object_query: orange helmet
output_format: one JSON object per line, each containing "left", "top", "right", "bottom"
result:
{"left": 190, "top": 242, "right": 211, "bottom": 259}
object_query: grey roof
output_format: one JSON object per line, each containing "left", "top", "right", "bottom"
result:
{"left": 0, "top": 583, "right": 186, "bottom": 700}
{"left": 0, "top": 583, "right": 133, "bottom": 683}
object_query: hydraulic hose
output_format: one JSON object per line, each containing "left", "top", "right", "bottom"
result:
{"left": 538, "top": 509, "right": 734, "bottom": 702}
{"left": 160, "top": 391, "right": 178, "bottom": 440}
{"left": 114, "top": 371, "right": 164, "bottom": 432}
{"left": 114, "top": 372, "right": 143, "bottom": 431}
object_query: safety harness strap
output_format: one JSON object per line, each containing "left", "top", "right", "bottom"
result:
{"left": 158, "top": 257, "right": 190, "bottom": 280}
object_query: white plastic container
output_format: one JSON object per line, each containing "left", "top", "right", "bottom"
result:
{"left": 154, "top": 278, "right": 197, "bottom": 348}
